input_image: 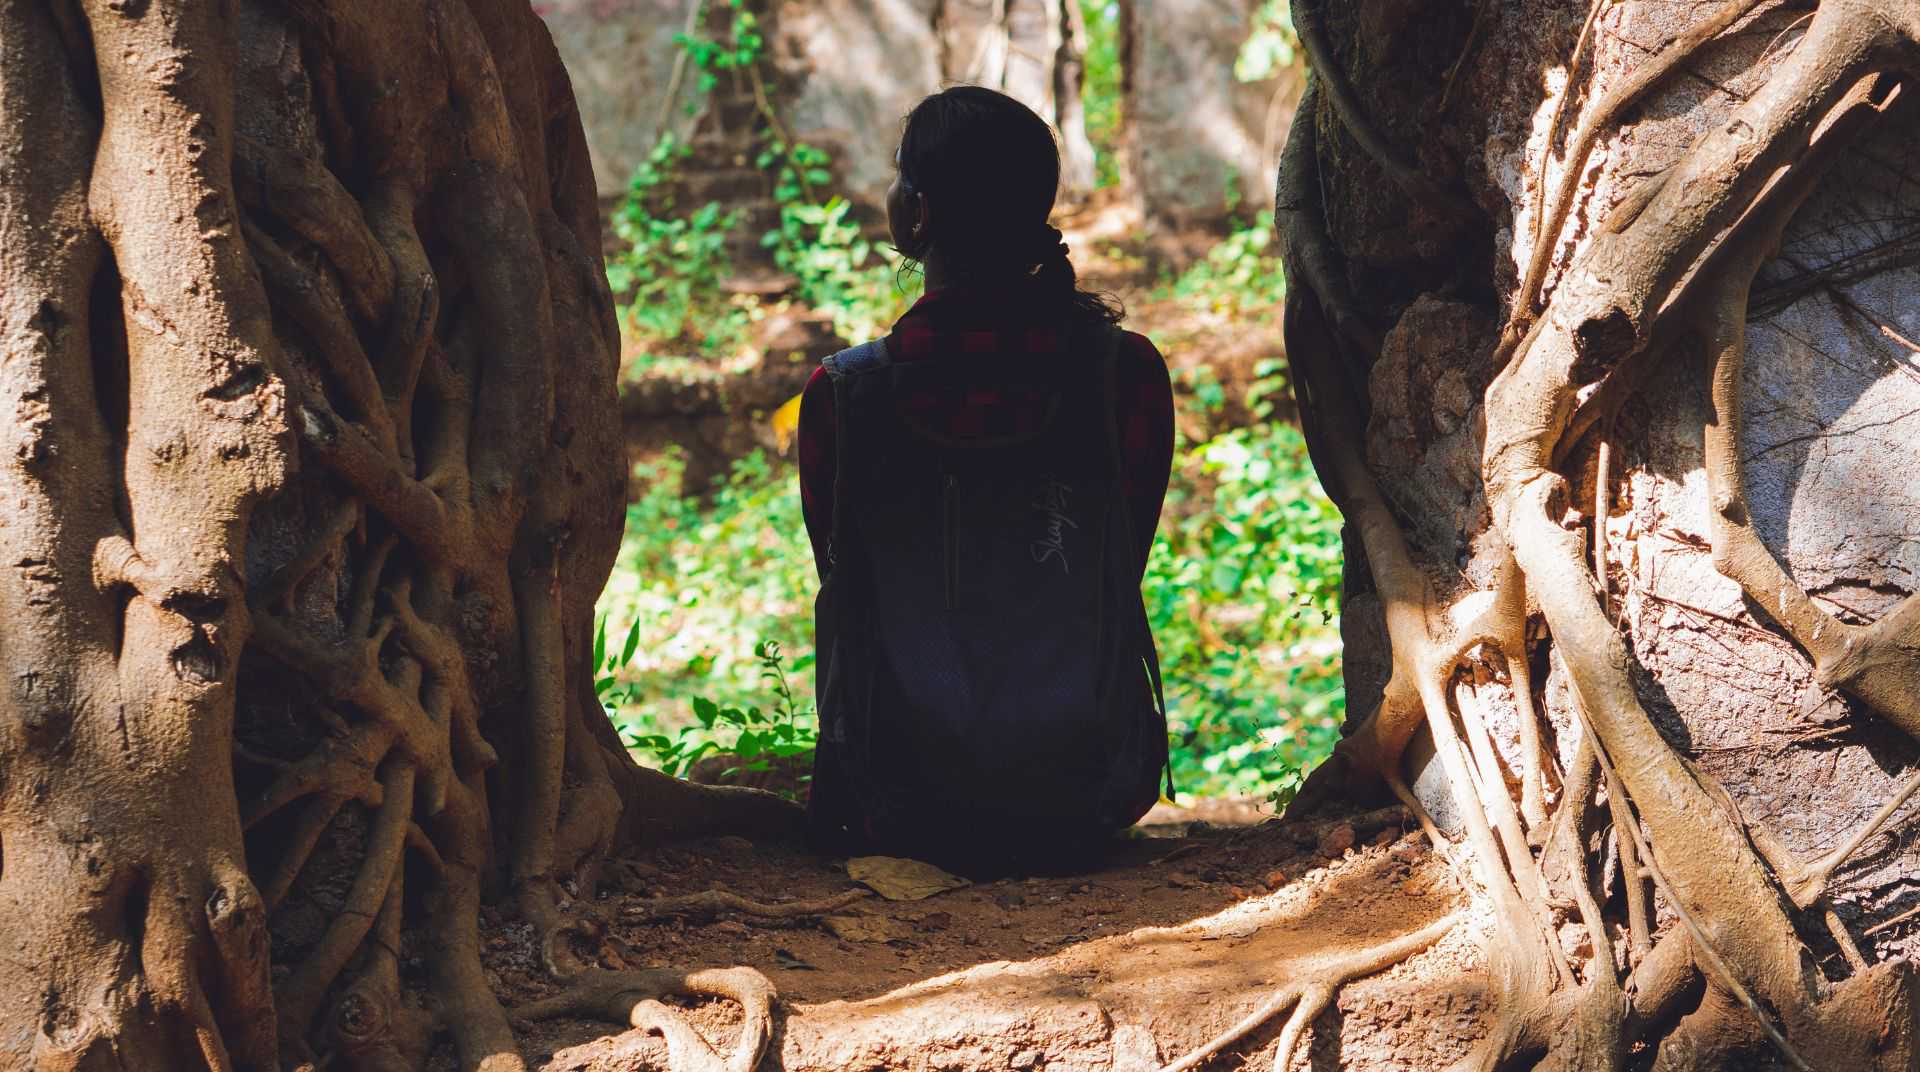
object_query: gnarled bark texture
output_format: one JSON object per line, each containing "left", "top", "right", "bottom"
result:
{"left": 0, "top": 0, "right": 792, "bottom": 1068}
{"left": 1279, "top": 0, "right": 1920, "bottom": 1066}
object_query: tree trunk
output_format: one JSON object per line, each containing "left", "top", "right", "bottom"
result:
{"left": 0, "top": 0, "right": 793, "bottom": 1068}
{"left": 1283, "top": 0, "right": 1920, "bottom": 1066}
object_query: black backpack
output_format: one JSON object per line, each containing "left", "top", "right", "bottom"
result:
{"left": 806, "top": 317, "right": 1170, "bottom": 867}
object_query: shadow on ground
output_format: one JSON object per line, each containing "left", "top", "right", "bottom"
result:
{"left": 482, "top": 802, "right": 1490, "bottom": 1071}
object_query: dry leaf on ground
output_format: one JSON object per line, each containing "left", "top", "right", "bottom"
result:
{"left": 847, "top": 856, "right": 971, "bottom": 901}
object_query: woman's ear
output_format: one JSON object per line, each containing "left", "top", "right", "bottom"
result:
{"left": 912, "top": 191, "right": 932, "bottom": 241}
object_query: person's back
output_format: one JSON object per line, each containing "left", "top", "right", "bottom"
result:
{"left": 798, "top": 87, "right": 1175, "bottom": 874}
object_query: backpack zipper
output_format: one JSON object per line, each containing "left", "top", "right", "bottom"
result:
{"left": 941, "top": 472, "right": 958, "bottom": 610}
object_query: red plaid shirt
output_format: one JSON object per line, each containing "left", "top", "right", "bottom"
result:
{"left": 798, "top": 288, "right": 1174, "bottom": 575}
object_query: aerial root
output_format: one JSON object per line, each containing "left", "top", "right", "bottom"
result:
{"left": 1786, "top": 768, "right": 1920, "bottom": 907}
{"left": 1275, "top": 84, "right": 1381, "bottom": 361}
{"left": 1163, "top": 912, "right": 1461, "bottom": 1071}
{"left": 1293, "top": 0, "right": 1477, "bottom": 220}
{"left": 624, "top": 887, "right": 867, "bottom": 925}
{"left": 1502, "top": 0, "right": 1772, "bottom": 360}
{"left": 511, "top": 965, "right": 777, "bottom": 1072}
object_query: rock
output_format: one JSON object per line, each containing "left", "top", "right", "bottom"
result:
{"left": 538, "top": 0, "right": 700, "bottom": 197}
{"left": 1111, "top": 1023, "right": 1164, "bottom": 1069}
{"left": 1317, "top": 823, "right": 1358, "bottom": 858}
{"left": 771, "top": 0, "right": 943, "bottom": 213}
{"left": 1124, "top": 0, "right": 1302, "bottom": 262}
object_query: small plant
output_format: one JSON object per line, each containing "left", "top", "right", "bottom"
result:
{"left": 623, "top": 640, "right": 818, "bottom": 800}
{"left": 609, "top": 3, "right": 913, "bottom": 358}
{"left": 593, "top": 613, "right": 644, "bottom": 717}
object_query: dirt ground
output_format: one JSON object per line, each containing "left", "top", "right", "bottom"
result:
{"left": 471, "top": 799, "right": 1489, "bottom": 1071}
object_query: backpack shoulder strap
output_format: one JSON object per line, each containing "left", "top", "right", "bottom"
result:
{"left": 822, "top": 335, "right": 893, "bottom": 381}
{"left": 1093, "top": 322, "right": 1127, "bottom": 487}
{"left": 821, "top": 336, "right": 893, "bottom": 575}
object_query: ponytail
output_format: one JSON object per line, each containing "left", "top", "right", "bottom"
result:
{"left": 1027, "top": 224, "right": 1124, "bottom": 325}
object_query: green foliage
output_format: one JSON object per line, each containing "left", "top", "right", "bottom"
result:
{"left": 605, "top": 136, "right": 749, "bottom": 366}
{"left": 605, "top": 2, "right": 912, "bottom": 360}
{"left": 673, "top": 0, "right": 765, "bottom": 92}
{"left": 1236, "top": 0, "right": 1300, "bottom": 83}
{"left": 595, "top": 448, "right": 818, "bottom": 760}
{"left": 1146, "top": 421, "right": 1344, "bottom": 802}
{"left": 622, "top": 641, "right": 818, "bottom": 799}
{"left": 757, "top": 154, "right": 910, "bottom": 343}
{"left": 1078, "top": 0, "right": 1125, "bottom": 189}
{"left": 595, "top": 424, "right": 1345, "bottom": 808}
{"left": 1165, "top": 211, "right": 1287, "bottom": 320}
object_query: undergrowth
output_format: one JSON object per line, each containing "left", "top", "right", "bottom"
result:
{"left": 595, "top": 425, "right": 1343, "bottom": 806}
{"left": 606, "top": 0, "right": 911, "bottom": 371}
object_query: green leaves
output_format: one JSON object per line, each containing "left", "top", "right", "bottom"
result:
{"left": 605, "top": 135, "right": 746, "bottom": 357}
{"left": 1166, "top": 212, "right": 1286, "bottom": 319}
{"left": 636, "top": 641, "right": 817, "bottom": 798}
{"left": 1146, "top": 421, "right": 1345, "bottom": 804}
{"left": 1235, "top": 0, "right": 1299, "bottom": 83}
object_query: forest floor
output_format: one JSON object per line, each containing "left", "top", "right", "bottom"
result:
{"left": 474, "top": 800, "right": 1489, "bottom": 1071}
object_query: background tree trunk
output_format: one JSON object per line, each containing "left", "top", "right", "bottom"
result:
{"left": 1284, "top": 0, "right": 1920, "bottom": 1065}
{"left": 0, "top": 0, "right": 791, "bottom": 1067}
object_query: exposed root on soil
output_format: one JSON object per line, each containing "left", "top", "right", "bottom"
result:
{"left": 623, "top": 888, "right": 868, "bottom": 924}
{"left": 1163, "top": 911, "right": 1462, "bottom": 1071}
{"left": 511, "top": 966, "right": 776, "bottom": 1071}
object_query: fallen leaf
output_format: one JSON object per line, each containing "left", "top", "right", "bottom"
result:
{"left": 847, "top": 856, "right": 970, "bottom": 901}
{"left": 823, "top": 914, "right": 901, "bottom": 944}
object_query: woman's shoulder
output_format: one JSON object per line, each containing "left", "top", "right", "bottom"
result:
{"left": 1109, "top": 325, "right": 1167, "bottom": 373}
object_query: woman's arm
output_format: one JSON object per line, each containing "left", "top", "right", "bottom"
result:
{"left": 1116, "top": 332, "right": 1175, "bottom": 575}
{"left": 796, "top": 365, "right": 836, "bottom": 580}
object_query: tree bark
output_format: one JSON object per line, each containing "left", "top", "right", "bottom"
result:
{"left": 0, "top": 0, "right": 795, "bottom": 1068}
{"left": 1283, "top": 0, "right": 1920, "bottom": 1066}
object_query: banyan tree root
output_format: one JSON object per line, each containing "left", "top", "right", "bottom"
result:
{"left": 0, "top": 0, "right": 793, "bottom": 1069}
{"left": 1277, "top": 0, "right": 1920, "bottom": 1066}
{"left": 510, "top": 966, "right": 777, "bottom": 1072}
{"left": 1163, "top": 912, "right": 1462, "bottom": 1071}
{"left": 624, "top": 888, "right": 868, "bottom": 925}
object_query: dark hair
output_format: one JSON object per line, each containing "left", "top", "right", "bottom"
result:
{"left": 897, "top": 86, "right": 1122, "bottom": 325}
